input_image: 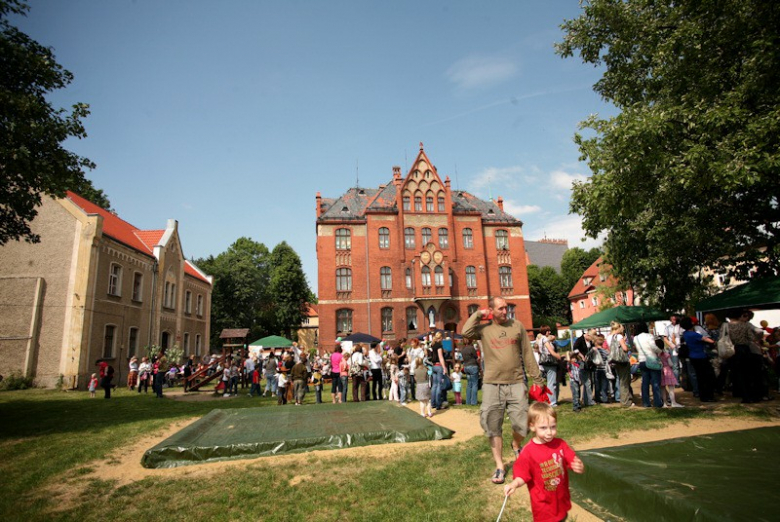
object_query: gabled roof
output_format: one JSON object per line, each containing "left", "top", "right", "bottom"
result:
{"left": 365, "top": 183, "right": 398, "bottom": 212}
{"left": 318, "top": 187, "right": 380, "bottom": 221}
{"left": 65, "top": 191, "right": 211, "bottom": 285}
{"left": 452, "top": 190, "right": 522, "bottom": 224}
{"left": 304, "top": 303, "right": 318, "bottom": 317}
{"left": 568, "top": 257, "right": 605, "bottom": 299}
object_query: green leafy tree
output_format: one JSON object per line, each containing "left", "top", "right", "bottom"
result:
{"left": 194, "top": 237, "right": 271, "bottom": 346}
{"left": 527, "top": 264, "right": 571, "bottom": 327}
{"left": 1, "top": 0, "right": 110, "bottom": 245}
{"left": 268, "top": 241, "right": 314, "bottom": 339}
{"left": 557, "top": 0, "right": 780, "bottom": 311}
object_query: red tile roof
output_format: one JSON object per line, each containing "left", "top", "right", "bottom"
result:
{"left": 567, "top": 257, "right": 604, "bottom": 299}
{"left": 65, "top": 191, "right": 211, "bottom": 285}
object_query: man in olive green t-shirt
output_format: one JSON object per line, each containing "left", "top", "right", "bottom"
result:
{"left": 462, "top": 296, "right": 545, "bottom": 484}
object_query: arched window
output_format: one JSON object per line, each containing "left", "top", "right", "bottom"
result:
{"left": 414, "top": 196, "right": 422, "bottom": 212}
{"left": 438, "top": 228, "right": 449, "bottom": 249}
{"left": 404, "top": 228, "right": 415, "bottom": 249}
{"left": 434, "top": 266, "right": 444, "bottom": 286}
{"left": 380, "top": 267, "right": 392, "bottom": 290}
{"left": 421, "top": 266, "right": 431, "bottom": 286}
{"left": 336, "top": 228, "right": 351, "bottom": 250}
{"left": 426, "top": 195, "right": 434, "bottom": 212}
{"left": 438, "top": 195, "right": 445, "bottom": 212}
{"left": 336, "top": 309, "right": 353, "bottom": 333}
{"left": 405, "top": 268, "right": 412, "bottom": 289}
{"left": 466, "top": 266, "right": 477, "bottom": 288}
{"left": 336, "top": 268, "right": 352, "bottom": 291}
{"left": 378, "top": 227, "right": 390, "bottom": 249}
{"left": 381, "top": 307, "right": 393, "bottom": 332}
{"left": 495, "top": 229, "right": 509, "bottom": 250}
{"left": 462, "top": 228, "right": 473, "bottom": 249}
{"left": 403, "top": 196, "right": 410, "bottom": 211}
{"left": 406, "top": 307, "right": 418, "bottom": 331}
{"left": 499, "top": 266, "right": 513, "bottom": 288}
{"left": 421, "top": 227, "right": 432, "bottom": 245}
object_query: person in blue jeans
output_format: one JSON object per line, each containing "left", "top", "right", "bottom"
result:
{"left": 537, "top": 326, "right": 562, "bottom": 406}
{"left": 430, "top": 332, "right": 449, "bottom": 410}
{"left": 460, "top": 341, "right": 481, "bottom": 405}
{"left": 567, "top": 353, "right": 582, "bottom": 412}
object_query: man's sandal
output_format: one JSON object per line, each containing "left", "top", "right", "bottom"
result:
{"left": 491, "top": 468, "right": 506, "bottom": 484}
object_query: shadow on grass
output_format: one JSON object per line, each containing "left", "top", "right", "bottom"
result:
{"left": 0, "top": 388, "right": 275, "bottom": 440}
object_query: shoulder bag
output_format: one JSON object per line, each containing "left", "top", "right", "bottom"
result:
{"left": 608, "top": 335, "right": 629, "bottom": 364}
{"left": 717, "top": 323, "right": 735, "bottom": 359}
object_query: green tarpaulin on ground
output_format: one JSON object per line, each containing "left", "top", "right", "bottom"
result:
{"left": 695, "top": 276, "right": 780, "bottom": 312}
{"left": 569, "top": 305, "right": 667, "bottom": 330}
{"left": 249, "top": 335, "right": 293, "bottom": 347}
{"left": 141, "top": 401, "right": 454, "bottom": 469}
{"left": 571, "top": 426, "right": 780, "bottom": 522}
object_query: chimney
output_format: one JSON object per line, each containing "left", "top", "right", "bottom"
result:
{"left": 315, "top": 192, "right": 322, "bottom": 218}
{"left": 392, "top": 166, "right": 401, "bottom": 179}
{"left": 497, "top": 196, "right": 504, "bottom": 212}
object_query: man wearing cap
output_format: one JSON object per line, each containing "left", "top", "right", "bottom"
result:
{"left": 462, "top": 296, "right": 545, "bottom": 485}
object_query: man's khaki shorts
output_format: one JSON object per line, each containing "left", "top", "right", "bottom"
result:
{"left": 480, "top": 382, "right": 529, "bottom": 438}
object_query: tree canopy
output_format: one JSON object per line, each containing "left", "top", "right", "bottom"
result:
{"left": 527, "top": 264, "right": 571, "bottom": 328}
{"left": 557, "top": 0, "right": 780, "bottom": 311}
{"left": 1, "top": 0, "right": 109, "bottom": 245}
{"left": 194, "top": 238, "right": 314, "bottom": 347}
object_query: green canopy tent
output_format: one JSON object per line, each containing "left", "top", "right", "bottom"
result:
{"left": 695, "top": 276, "right": 780, "bottom": 312}
{"left": 569, "top": 305, "right": 668, "bottom": 330}
{"left": 249, "top": 335, "right": 294, "bottom": 348}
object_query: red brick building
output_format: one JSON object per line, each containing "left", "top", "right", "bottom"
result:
{"left": 316, "top": 144, "right": 532, "bottom": 347}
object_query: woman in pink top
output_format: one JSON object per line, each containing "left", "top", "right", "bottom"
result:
{"left": 330, "top": 345, "right": 343, "bottom": 403}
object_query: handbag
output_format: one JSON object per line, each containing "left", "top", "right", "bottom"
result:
{"left": 717, "top": 323, "right": 735, "bottom": 359}
{"left": 608, "top": 335, "right": 629, "bottom": 364}
{"left": 636, "top": 335, "right": 662, "bottom": 370}
{"left": 538, "top": 339, "right": 555, "bottom": 365}
{"left": 645, "top": 358, "right": 663, "bottom": 371}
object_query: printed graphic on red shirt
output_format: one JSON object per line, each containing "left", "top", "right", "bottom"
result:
{"left": 539, "top": 450, "right": 566, "bottom": 491}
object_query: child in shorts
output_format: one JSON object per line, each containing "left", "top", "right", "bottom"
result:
{"left": 504, "top": 402, "right": 585, "bottom": 522}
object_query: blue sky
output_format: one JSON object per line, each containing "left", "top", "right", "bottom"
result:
{"left": 15, "top": 1, "right": 614, "bottom": 292}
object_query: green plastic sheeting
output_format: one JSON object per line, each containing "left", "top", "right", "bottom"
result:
{"left": 569, "top": 305, "right": 667, "bottom": 330}
{"left": 570, "top": 426, "right": 780, "bottom": 522}
{"left": 142, "top": 401, "right": 454, "bottom": 469}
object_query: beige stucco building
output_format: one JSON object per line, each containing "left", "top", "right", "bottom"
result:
{"left": 0, "top": 192, "right": 212, "bottom": 389}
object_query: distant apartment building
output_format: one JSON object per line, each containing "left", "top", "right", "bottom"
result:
{"left": 297, "top": 304, "right": 319, "bottom": 353}
{"left": 568, "top": 257, "right": 634, "bottom": 324}
{"left": 316, "top": 144, "right": 533, "bottom": 347}
{"left": 0, "top": 192, "right": 212, "bottom": 389}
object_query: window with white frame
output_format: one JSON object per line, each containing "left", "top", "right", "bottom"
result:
{"left": 591, "top": 296, "right": 598, "bottom": 306}
{"left": 466, "top": 266, "right": 477, "bottom": 288}
{"left": 406, "top": 307, "right": 418, "bottom": 331}
{"left": 414, "top": 196, "right": 422, "bottom": 211}
{"left": 421, "top": 227, "right": 432, "bottom": 245}
{"left": 579, "top": 301, "right": 585, "bottom": 309}
{"left": 403, "top": 196, "right": 410, "bottom": 211}
{"left": 336, "top": 268, "right": 352, "bottom": 291}
{"left": 434, "top": 266, "right": 444, "bottom": 286}
{"left": 495, "top": 230, "right": 509, "bottom": 250}
{"left": 103, "top": 324, "right": 116, "bottom": 358}
{"left": 507, "top": 304, "right": 516, "bottom": 319}
{"left": 462, "top": 228, "right": 473, "bottom": 249}
{"left": 499, "top": 266, "right": 513, "bottom": 288}
{"left": 405, "top": 268, "right": 412, "bottom": 289}
{"left": 438, "top": 228, "right": 449, "bottom": 249}
{"left": 132, "top": 272, "right": 143, "bottom": 301}
{"left": 378, "top": 227, "right": 390, "bottom": 249}
{"left": 337, "top": 309, "right": 353, "bottom": 333}
{"left": 380, "top": 267, "right": 392, "bottom": 290}
{"left": 404, "top": 228, "right": 415, "bottom": 249}
{"left": 426, "top": 196, "right": 434, "bottom": 212}
{"left": 381, "top": 307, "right": 393, "bottom": 332}
{"left": 335, "top": 228, "right": 351, "bottom": 250}
{"left": 108, "top": 264, "right": 122, "bottom": 296}
{"left": 438, "top": 195, "right": 445, "bottom": 212}
{"left": 421, "top": 266, "right": 431, "bottom": 286}
{"left": 128, "top": 327, "right": 139, "bottom": 357}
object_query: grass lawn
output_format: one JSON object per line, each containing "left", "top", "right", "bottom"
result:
{"left": 0, "top": 385, "right": 775, "bottom": 522}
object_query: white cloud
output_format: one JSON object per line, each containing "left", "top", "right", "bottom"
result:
{"left": 550, "top": 170, "right": 588, "bottom": 191}
{"left": 525, "top": 214, "right": 604, "bottom": 250}
{"left": 469, "top": 166, "right": 525, "bottom": 192}
{"left": 502, "top": 200, "right": 541, "bottom": 217}
{"left": 447, "top": 55, "right": 518, "bottom": 90}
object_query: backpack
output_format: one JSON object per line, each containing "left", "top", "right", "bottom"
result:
{"left": 608, "top": 335, "right": 629, "bottom": 364}
{"left": 349, "top": 353, "right": 363, "bottom": 376}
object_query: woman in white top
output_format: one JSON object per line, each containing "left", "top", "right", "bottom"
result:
{"left": 368, "top": 344, "right": 384, "bottom": 400}
{"left": 633, "top": 323, "right": 663, "bottom": 407}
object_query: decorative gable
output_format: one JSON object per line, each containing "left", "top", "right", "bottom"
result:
{"left": 401, "top": 143, "right": 447, "bottom": 213}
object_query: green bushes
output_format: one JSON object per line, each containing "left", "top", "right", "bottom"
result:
{"left": 0, "top": 371, "right": 35, "bottom": 391}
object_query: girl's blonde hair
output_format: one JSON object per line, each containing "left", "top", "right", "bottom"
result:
{"left": 528, "top": 402, "right": 557, "bottom": 428}
{"left": 610, "top": 321, "right": 624, "bottom": 334}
